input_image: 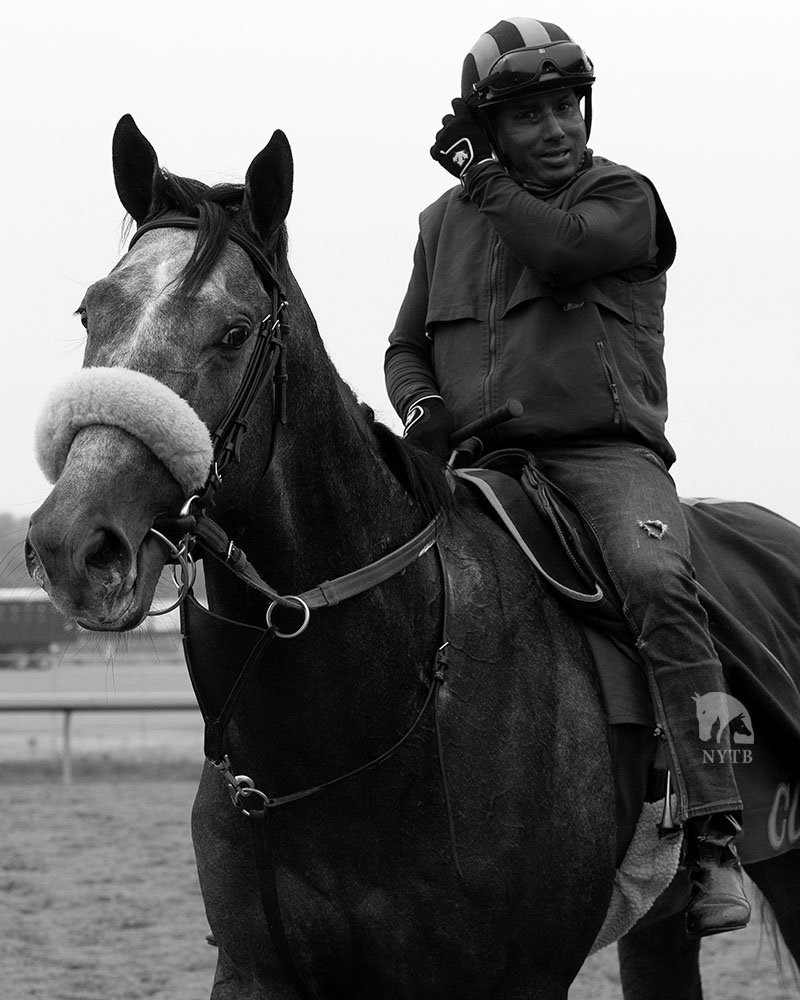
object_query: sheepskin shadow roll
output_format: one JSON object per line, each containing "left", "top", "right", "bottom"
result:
{"left": 35, "top": 367, "right": 213, "bottom": 494}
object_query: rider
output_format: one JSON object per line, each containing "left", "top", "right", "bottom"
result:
{"left": 384, "top": 16, "right": 750, "bottom": 938}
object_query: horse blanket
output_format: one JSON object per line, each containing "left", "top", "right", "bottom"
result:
{"left": 682, "top": 498, "right": 800, "bottom": 862}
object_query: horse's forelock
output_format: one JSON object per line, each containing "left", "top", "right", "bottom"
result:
{"left": 129, "top": 169, "right": 288, "bottom": 297}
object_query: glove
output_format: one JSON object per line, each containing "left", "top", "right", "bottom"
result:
{"left": 403, "top": 395, "right": 454, "bottom": 460}
{"left": 430, "top": 98, "right": 494, "bottom": 179}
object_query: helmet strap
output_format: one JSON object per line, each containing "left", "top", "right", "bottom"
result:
{"left": 477, "top": 110, "right": 508, "bottom": 168}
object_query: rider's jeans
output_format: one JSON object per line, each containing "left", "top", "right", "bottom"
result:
{"left": 532, "top": 438, "right": 743, "bottom": 822}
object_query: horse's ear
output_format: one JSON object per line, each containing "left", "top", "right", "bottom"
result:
{"left": 242, "top": 130, "right": 293, "bottom": 243}
{"left": 112, "top": 114, "right": 161, "bottom": 223}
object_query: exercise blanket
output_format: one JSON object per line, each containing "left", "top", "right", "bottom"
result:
{"left": 681, "top": 498, "right": 800, "bottom": 861}
{"left": 683, "top": 498, "right": 800, "bottom": 760}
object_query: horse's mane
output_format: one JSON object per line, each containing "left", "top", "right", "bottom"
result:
{"left": 361, "top": 405, "right": 454, "bottom": 521}
{"left": 128, "top": 168, "right": 288, "bottom": 296}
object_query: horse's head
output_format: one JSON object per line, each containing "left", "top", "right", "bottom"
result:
{"left": 25, "top": 114, "right": 293, "bottom": 629}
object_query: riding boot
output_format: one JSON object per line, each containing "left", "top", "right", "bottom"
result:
{"left": 684, "top": 812, "right": 751, "bottom": 938}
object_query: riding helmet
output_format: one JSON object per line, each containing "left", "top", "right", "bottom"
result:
{"left": 461, "top": 17, "right": 595, "bottom": 139}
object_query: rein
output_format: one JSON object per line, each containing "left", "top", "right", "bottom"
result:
{"left": 131, "top": 216, "right": 459, "bottom": 997}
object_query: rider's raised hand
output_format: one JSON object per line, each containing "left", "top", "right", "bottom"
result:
{"left": 430, "top": 99, "right": 493, "bottom": 178}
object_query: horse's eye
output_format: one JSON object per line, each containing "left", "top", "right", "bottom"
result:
{"left": 221, "top": 326, "right": 251, "bottom": 350}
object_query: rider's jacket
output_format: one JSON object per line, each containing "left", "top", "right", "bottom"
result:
{"left": 385, "top": 152, "right": 677, "bottom": 466}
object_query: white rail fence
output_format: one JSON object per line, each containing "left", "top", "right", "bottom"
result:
{"left": 0, "top": 692, "right": 199, "bottom": 785}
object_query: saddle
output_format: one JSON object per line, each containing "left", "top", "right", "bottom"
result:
{"left": 455, "top": 449, "right": 624, "bottom": 632}
{"left": 454, "top": 450, "right": 800, "bottom": 866}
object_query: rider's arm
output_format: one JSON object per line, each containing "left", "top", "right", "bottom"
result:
{"left": 463, "top": 160, "right": 658, "bottom": 285}
{"left": 384, "top": 235, "right": 440, "bottom": 421}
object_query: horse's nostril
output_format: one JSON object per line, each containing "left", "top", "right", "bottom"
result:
{"left": 84, "top": 529, "right": 131, "bottom": 582}
{"left": 24, "top": 537, "right": 47, "bottom": 587}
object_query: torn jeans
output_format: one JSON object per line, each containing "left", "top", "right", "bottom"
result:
{"left": 531, "top": 438, "right": 742, "bottom": 822}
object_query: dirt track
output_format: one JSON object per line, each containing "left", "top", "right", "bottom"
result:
{"left": 0, "top": 777, "right": 796, "bottom": 999}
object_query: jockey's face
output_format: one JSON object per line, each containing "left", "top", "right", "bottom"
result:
{"left": 490, "top": 88, "right": 587, "bottom": 188}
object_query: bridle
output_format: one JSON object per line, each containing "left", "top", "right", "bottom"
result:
{"left": 133, "top": 214, "right": 444, "bottom": 619}
{"left": 127, "top": 215, "right": 458, "bottom": 998}
{"left": 129, "top": 216, "right": 290, "bottom": 505}
{"left": 132, "top": 215, "right": 298, "bottom": 619}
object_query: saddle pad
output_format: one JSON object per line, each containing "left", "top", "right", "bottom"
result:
{"left": 589, "top": 800, "right": 683, "bottom": 955}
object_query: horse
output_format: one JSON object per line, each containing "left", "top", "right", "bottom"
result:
{"left": 24, "top": 115, "right": 800, "bottom": 999}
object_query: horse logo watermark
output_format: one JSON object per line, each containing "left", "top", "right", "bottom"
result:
{"left": 693, "top": 691, "right": 754, "bottom": 764}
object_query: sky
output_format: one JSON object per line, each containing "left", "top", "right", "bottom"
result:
{"left": 3, "top": 0, "right": 800, "bottom": 525}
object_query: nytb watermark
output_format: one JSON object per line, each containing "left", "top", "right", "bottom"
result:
{"left": 693, "top": 692, "right": 754, "bottom": 764}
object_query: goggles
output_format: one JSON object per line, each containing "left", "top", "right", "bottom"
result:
{"left": 473, "top": 41, "right": 594, "bottom": 103}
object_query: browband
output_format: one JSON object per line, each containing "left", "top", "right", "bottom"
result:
{"left": 128, "top": 216, "right": 285, "bottom": 295}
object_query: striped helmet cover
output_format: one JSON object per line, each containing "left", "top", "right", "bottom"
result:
{"left": 461, "top": 17, "right": 590, "bottom": 100}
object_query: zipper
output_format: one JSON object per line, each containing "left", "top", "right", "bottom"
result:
{"left": 482, "top": 235, "right": 502, "bottom": 414}
{"left": 596, "top": 341, "right": 624, "bottom": 429}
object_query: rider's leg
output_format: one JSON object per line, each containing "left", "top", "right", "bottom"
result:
{"left": 533, "top": 438, "right": 750, "bottom": 936}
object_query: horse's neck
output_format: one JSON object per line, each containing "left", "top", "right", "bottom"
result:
{"left": 200, "top": 322, "right": 438, "bottom": 779}
{"left": 211, "top": 303, "right": 427, "bottom": 602}
{"left": 271, "top": 406, "right": 416, "bottom": 587}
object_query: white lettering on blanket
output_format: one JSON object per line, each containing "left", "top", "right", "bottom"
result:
{"left": 767, "top": 781, "right": 800, "bottom": 851}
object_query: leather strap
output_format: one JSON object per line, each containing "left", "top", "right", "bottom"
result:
{"left": 192, "top": 513, "right": 441, "bottom": 611}
{"left": 455, "top": 468, "right": 604, "bottom": 603}
{"left": 129, "top": 216, "right": 285, "bottom": 294}
{"left": 249, "top": 808, "right": 316, "bottom": 999}
{"left": 128, "top": 215, "right": 289, "bottom": 501}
